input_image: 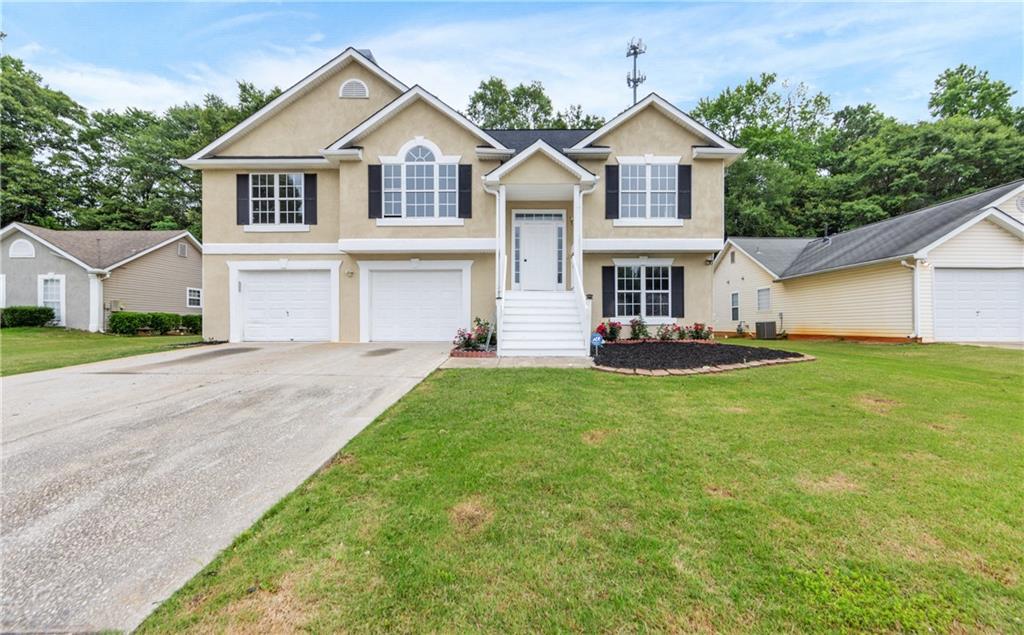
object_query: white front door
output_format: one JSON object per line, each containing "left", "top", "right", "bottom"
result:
{"left": 240, "top": 270, "right": 332, "bottom": 342}
{"left": 520, "top": 223, "right": 560, "bottom": 291}
{"left": 934, "top": 268, "right": 1024, "bottom": 342}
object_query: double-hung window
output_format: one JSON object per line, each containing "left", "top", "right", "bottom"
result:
{"left": 38, "top": 275, "right": 65, "bottom": 326}
{"left": 731, "top": 292, "right": 740, "bottom": 321}
{"left": 615, "top": 264, "right": 671, "bottom": 319}
{"left": 619, "top": 160, "right": 677, "bottom": 219}
{"left": 187, "top": 287, "right": 203, "bottom": 309}
{"left": 757, "top": 287, "right": 771, "bottom": 312}
{"left": 250, "top": 173, "right": 304, "bottom": 225}
{"left": 383, "top": 145, "right": 458, "bottom": 219}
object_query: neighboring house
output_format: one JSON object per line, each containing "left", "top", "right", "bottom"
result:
{"left": 0, "top": 223, "right": 203, "bottom": 331}
{"left": 713, "top": 180, "right": 1024, "bottom": 343}
{"left": 181, "top": 48, "right": 744, "bottom": 355}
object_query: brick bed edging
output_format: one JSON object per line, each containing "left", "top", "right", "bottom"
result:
{"left": 593, "top": 354, "right": 816, "bottom": 376}
{"left": 450, "top": 348, "right": 497, "bottom": 358}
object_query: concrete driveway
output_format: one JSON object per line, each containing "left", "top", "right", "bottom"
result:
{"left": 1, "top": 342, "right": 449, "bottom": 633}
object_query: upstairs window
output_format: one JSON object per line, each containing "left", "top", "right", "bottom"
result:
{"left": 383, "top": 144, "right": 458, "bottom": 219}
{"left": 250, "top": 173, "right": 304, "bottom": 225}
{"left": 731, "top": 292, "right": 740, "bottom": 321}
{"left": 757, "top": 287, "right": 771, "bottom": 311}
{"left": 619, "top": 160, "right": 677, "bottom": 219}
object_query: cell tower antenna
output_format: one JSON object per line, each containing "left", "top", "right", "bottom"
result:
{"left": 625, "top": 38, "right": 647, "bottom": 105}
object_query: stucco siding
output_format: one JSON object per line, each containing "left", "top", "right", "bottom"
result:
{"left": 782, "top": 262, "right": 913, "bottom": 338}
{"left": 712, "top": 245, "right": 783, "bottom": 333}
{"left": 103, "top": 239, "right": 202, "bottom": 327}
{"left": 1, "top": 230, "right": 91, "bottom": 329}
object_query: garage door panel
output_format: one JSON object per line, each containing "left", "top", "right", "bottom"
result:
{"left": 934, "top": 268, "right": 1023, "bottom": 342}
{"left": 369, "top": 269, "right": 464, "bottom": 342}
{"left": 241, "top": 270, "right": 331, "bottom": 342}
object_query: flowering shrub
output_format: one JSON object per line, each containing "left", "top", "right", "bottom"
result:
{"left": 596, "top": 321, "right": 622, "bottom": 341}
{"left": 629, "top": 317, "right": 649, "bottom": 340}
{"left": 656, "top": 323, "right": 681, "bottom": 340}
{"left": 453, "top": 317, "right": 496, "bottom": 351}
{"left": 686, "top": 323, "right": 714, "bottom": 340}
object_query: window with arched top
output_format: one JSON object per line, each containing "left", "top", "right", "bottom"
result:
{"left": 339, "top": 79, "right": 369, "bottom": 99}
{"left": 382, "top": 141, "right": 458, "bottom": 219}
{"left": 9, "top": 238, "right": 36, "bottom": 259}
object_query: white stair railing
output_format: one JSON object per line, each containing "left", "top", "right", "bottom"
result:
{"left": 571, "top": 251, "right": 590, "bottom": 352}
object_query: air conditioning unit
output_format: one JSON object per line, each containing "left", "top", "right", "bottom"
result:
{"left": 755, "top": 321, "right": 777, "bottom": 340}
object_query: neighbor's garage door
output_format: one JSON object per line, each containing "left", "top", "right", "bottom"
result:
{"left": 369, "top": 269, "right": 463, "bottom": 341}
{"left": 240, "top": 270, "right": 331, "bottom": 342}
{"left": 934, "top": 268, "right": 1024, "bottom": 342}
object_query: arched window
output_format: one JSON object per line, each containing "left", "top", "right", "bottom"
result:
{"left": 382, "top": 141, "right": 458, "bottom": 219}
{"left": 339, "top": 78, "right": 369, "bottom": 99}
{"left": 9, "top": 238, "right": 36, "bottom": 258}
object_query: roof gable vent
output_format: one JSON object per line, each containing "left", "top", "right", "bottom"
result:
{"left": 340, "top": 78, "right": 369, "bottom": 99}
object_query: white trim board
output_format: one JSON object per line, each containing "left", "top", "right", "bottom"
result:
{"left": 204, "top": 243, "right": 340, "bottom": 255}
{"left": 338, "top": 238, "right": 496, "bottom": 253}
{"left": 712, "top": 240, "right": 783, "bottom": 278}
{"left": 356, "top": 259, "right": 473, "bottom": 343}
{"left": 179, "top": 157, "right": 334, "bottom": 169}
{"left": 987, "top": 183, "right": 1024, "bottom": 211}
{"left": 37, "top": 273, "right": 67, "bottom": 327}
{"left": 227, "top": 259, "right": 341, "bottom": 343}
{"left": 913, "top": 208, "right": 1024, "bottom": 258}
{"left": 582, "top": 238, "right": 723, "bottom": 253}
{"left": 188, "top": 48, "right": 407, "bottom": 160}
{"left": 484, "top": 139, "right": 596, "bottom": 183}
{"left": 1, "top": 223, "right": 104, "bottom": 273}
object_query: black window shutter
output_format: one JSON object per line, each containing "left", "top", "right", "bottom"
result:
{"left": 671, "top": 266, "right": 685, "bottom": 318}
{"left": 303, "top": 173, "right": 317, "bottom": 225}
{"left": 458, "top": 164, "right": 472, "bottom": 219}
{"left": 602, "top": 266, "right": 616, "bottom": 317}
{"left": 368, "top": 164, "right": 382, "bottom": 219}
{"left": 236, "top": 174, "right": 249, "bottom": 225}
{"left": 605, "top": 165, "right": 619, "bottom": 219}
{"left": 678, "top": 165, "right": 692, "bottom": 219}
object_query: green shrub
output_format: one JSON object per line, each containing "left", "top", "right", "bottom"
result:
{"left": 181, "top": 314, "right": 202, "bottom": 334}
{"left": 0, "top": 305, "right": 56, "bottom": 327}
{"left": 149, "top": 312, "right": 182, "bottom": 334}
{"left": 628, "top": 316, "right": 650, "bottom": 339}
{"left": 108, "top": 311, "right": 151, "bottom": 335}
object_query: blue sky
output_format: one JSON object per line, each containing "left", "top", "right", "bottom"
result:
{"left": 4, "top": 2, "right": 1021, "bottom": 122}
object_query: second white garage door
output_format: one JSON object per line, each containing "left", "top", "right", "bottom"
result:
{"left": 368, "top": 269, "right": 465, "bottom": 341}
{"left": 240, "top": 270, "right": 332, "bottom": 342}
{"left": 934, "top": 268, "right": 1024, "bottom": 342}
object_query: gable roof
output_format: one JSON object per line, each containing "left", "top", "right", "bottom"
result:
{"left": 569, "top": 93, "right": 743, "bottom": 161}
{"left": 188, "top": 48, "right": 407, "bottom": 160}
{"left": 1, "top": 223, "right": 201, "bottom": 271}
{"left": 484, "top": 129, "right": 595, "bottom": 154}
{"left": 325, "top": 85, "right": 509, "bottom": 152}
{"left": 779, "top": 180, "right": 1024, "bottom": 279}
{"left": 484, "top": 139, "right": 596, "bottom": 183}
{"left": 720, "top": 237, "right": 815, "bottom": 277}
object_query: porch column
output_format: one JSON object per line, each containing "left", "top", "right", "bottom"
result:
{"left": 572, "top": 184, "right": 583, "bottom": 288}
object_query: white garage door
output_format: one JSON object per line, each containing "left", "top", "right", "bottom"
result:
{"left": 934, "top": 268, "right": 1024, "bottom": 342}
{"left": 241, "top": 270, "right": 331, "bottom": 342}
{"left": 369, "top": 269, "right": 464, "bottom": 341}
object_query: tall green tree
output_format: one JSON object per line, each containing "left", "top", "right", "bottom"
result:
{"left": 1, "top": 55, "right": 87, "bottom": 226}
{"left": 929, "top": 64, "right": 1023, "bottom": 131}
{"left": 466, "top": 77, "right": 603, "bottom": 129}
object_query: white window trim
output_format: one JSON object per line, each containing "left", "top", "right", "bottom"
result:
{"left": 177, "top": 242, "right": 188, "bottom": 258}
{"left": 375, "top": 217, "right": 464, "bottom": 227}
{"left": 356, "top": 259, "right": 473, "bottom": 343}
{"left": 512, "top": 210, "right": 567, "bottom": 291}
{"left": 611, "top": 257, "right": 674, "bottom": 323}
{"left": 617, "top": 156, "right": 680, "bottom": 222}
{"left": 756, "top": 286, "right": 772, "bottom": 312}
{"left": 249, "top": 173, "right": 305, "bottom": 226}
{"left": 339, "top": 78, "right": 369, "bottom": 99}
{"left": 0, "top": 274, "right": 5, "bottom": 307}
{"left": 380, "top": 137, "right": 460, "bottom": 221}
{"left": 243, "top": 224, "right": 311, "bottom": 233}
{"left": 227, "top": 260, "right": 341, "bottom": 343}
{"left": 186, "top": 287, "right": 203, "bottom": 309}
{"left": 37, "top": 273, "right": 66, "bottom": 326}
{"left": 731, "top": 291, "right": 740, "bottom": 321}
{"left": 9, "top": 238, "right": 36, "bottom": 258}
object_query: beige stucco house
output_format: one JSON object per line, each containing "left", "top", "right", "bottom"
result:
{"left": 0, "top": 223, "right": 203, "bottom": 331}
{"left": 181, "top": 48, "right": 745, "bottom": 355}
{"left": 713, "top": 181, "right": 1024, "bottom": 343}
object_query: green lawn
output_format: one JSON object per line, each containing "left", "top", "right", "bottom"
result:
{"left": 0, "top": 327, "right": 202, "bottom": 376}
{"left": 140, "top": 341, "right": 1023, "bottom": 633}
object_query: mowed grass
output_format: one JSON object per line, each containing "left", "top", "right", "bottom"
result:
{"left": 140, "top": 341, "right": 1024, "bottom": 633}
{"left": 0, "top": 327, "right": 201, "bottom": 376}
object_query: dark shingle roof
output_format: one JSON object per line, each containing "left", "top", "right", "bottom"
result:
{"left": 729, "top": 237, "right": 814, "bottom": 276}
{"left": 483, "top": 129, "right": 595, "bottom": 153}
{"left": 14, "top": 224, "right": 196, "bottom": 269}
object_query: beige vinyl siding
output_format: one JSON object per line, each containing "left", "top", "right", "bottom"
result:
{"left": 995, "top": 190, "right": 1024, "bottom": 224}
{"left": 103, "top": 240, "right": 202, "bottom": 327}
{"left": 781, "top": 261, "right": 913, "bottom": 338}
{"left": 712, "top": 245, "right": 782, "bottom": 333}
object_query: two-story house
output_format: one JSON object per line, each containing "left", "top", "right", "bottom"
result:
{"left": 182, "top": 48, "right": 744, "bottom": 355}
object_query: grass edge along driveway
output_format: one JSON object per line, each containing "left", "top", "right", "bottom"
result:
{"left": 0, "top": 327, "right": 202, "bottom": 376}
{"left": 140, "top": 340, "right": 1023, "bottom": 633}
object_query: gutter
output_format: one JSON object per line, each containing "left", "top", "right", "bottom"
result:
{"left": 778, "top": 253, "right": 912, "bottom": 281}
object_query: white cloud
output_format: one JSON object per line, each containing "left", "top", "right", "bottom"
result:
{"left": 306, "top": 32, "right": 325, "bottom": 43}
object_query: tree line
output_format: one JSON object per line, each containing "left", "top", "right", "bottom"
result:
{"left": 2, "top": 56, "right": 1021, "bottom": 239}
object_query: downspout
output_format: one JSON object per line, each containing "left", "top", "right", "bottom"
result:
{"left": 900, "top": 259, "right": 919, "bottom": 341}
{"left": 483, "top": 180, "right": 503, "bottom": 354}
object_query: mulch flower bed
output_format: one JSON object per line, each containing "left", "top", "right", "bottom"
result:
{"left": 593, "top": 341, "right": 813, "bottom": 376}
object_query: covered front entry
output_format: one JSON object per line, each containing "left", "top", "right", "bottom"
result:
{"left": 513, "top": 211, "right": 565, "bottom": 292}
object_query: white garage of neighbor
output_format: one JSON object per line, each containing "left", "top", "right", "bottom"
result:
{"left": 228, "top": 261, "right": 340, "bottom": 343}
{"left": 358, "top": 260, "right": 472, "bottom": 342}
